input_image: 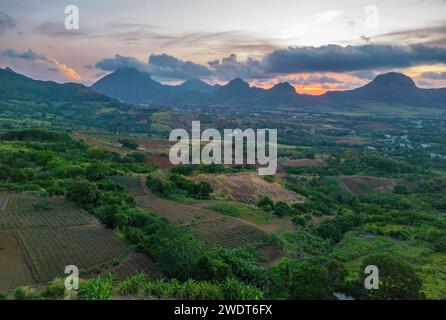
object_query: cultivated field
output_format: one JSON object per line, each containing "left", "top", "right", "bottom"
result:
{"left": 15, "top": 227, "right": 128, "bottom": 282}
{"left": 0, "top": 192, "right": 158, "bottom": 293}
{"left": 100, "top": 253, "right": 161, "bottom": 280}
{"left": 112, "top": 175, "right": 276, "bottom": 249}
{"left": 0, "top": 231, "right": 36, "bottom": 292}
{"left": 193, "top": 216, "right": 271, "bottom": 248}
{"left": 0, "top": 193, "right": 94, "bottom": 229}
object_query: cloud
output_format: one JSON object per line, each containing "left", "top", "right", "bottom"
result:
{"left": 421, "top": 71, "right": 446, "bottom": 80}
{"left": 207, "top": 53, "right": 266, "bottom": 80}
{"left": 262, "top": 44, "right": 446, "bottom": 73}
{"left": 95, "top": 53, "right": 212, "bottom": 80}
{"left": 148, "top": 53, "right": 212, "bottom": 79}
{"left": 0, "top": 12, "right": 15, "bottom": 34}
{"left": 375, "top": 24, "right": 446, "bottom": 46}
{"left": 0, "top": 48, "right": 47, "bottom": 61}
{"left": 93, "top": 44, "right": 446, "bottom": 82}
{"left": 294, "top": 75, "right": 341, "bottom": 85}
{"left": 315, "top": 10, "right": 343, "bottom": 23}
{"left": 1, "top": 48, "right": 82, "bottom": 81}
{"left": 95, "top": 55, "right": 147, "bottom": 72}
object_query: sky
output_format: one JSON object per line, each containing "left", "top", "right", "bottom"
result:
{"left": 0, "top": 0, "right": 446, "bottom": 94}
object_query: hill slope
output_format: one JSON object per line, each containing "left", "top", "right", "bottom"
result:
{"left": 0, "top": 68, "right": 148, "bottom": 132}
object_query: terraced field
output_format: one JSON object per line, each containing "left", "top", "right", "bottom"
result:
{"left": 0, "top": 192, "right": 156, "bottom": 294}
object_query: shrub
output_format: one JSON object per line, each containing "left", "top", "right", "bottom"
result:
{"left": 292, "top": 216, "right": 306, "bottom": 227}
{"left": 257, "top": 196, "right": 274, "bottom": 211}
{"left": 41, "top": 278, "right": 66, "bottom": 299}
{"left": 13, "top": 287, "right": 39, "bottom": 300}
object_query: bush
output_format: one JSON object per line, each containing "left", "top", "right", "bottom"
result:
{"left": 41, "top": 278, "right": 66, "bottom": 299}
{"left": 13, "top": 287, "right": 39, "bottom": 300}
{"left": 119, "top": 138, "right": 138, "bottom": 150}
{"left": 292, "top": 216, "right": 306, "bottom": 227}
{"left": 258, "top": 196, "right": 274, "bottom": 211}
{"left": 273, "top": 201, "right": 293, "bottom": 217}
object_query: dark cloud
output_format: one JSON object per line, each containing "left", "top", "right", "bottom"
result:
{"left": 0, "top": 48, "right": 48, "bottom": 61}
{"left": 148, "top": 53, "right": 212, "bottom": 79}
{"left": 208, "top": 53, "right": 266, "bottom": 80}
{"left": 262, "top": 44, "right": 446, "bottom": 74}
{"left": 94, "top": 44, "right": 446, "bottom": 81}
{"left": 293, "top": 75, "right": 341, "bottom": 85}
{"left": 421, "top": 71, "right": 446, "bottom": 80}
{"left": 0, "top": 12, "right": 15, "bottom": 34}
{"left": 95, "top": 53, "right": 212, "bottom": 80}
{"left": 95, "top": 54, "right": 147, "bottom": 71}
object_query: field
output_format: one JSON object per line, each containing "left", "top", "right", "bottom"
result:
{"left": 0, "top": 231, "right": 36, "bottom": 292}
{"left": 0, "top": 193, "right": 94, "bottom": 229}
{"left": 339, "top": 176, "right": 404, "bottom": 195}
{"left": 15, "top": 227, "right": 128, "bottom": 282}
{"left": 0, "top": 192, "right": 157, "bottom": 293}
{"left": 193, "top": 216, "right": 271, "bottom": 248}
{"left": 99, "top": 253, "right": 161, "bottom": 280}
{"left": 191, "top": 172, "right": 304, "bottom": 203}
{"left": 111, "top": 175, "right": 278, "bottom": 250}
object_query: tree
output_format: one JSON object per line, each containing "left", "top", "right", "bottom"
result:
{"left": 66, "top": 179, "right": 98, "bottom": 205}
{"left": 290, "top": 260, "right": 333, "bottom": 300}
{"left": 359, "top": 253, "right": 424, "bottom": 300}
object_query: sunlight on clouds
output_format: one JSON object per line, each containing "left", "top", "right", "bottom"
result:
{"left": 51, "top": 59, "right": 83, "bottom": 81}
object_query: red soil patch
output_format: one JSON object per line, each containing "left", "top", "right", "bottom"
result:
{"left": 279, "top": 158, "right": 324, "bottom": 168}
{"left": 340, "top": 176, "right": 404, "bottom": 195}
{"left": 147, "top": 155, "right": 174, "bottom": 169}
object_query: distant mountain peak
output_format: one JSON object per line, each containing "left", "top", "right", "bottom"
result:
{"left": 369, "top": 72, "right": 417, "bottom": 89}
{"left": 178, "top": 78, "right": 216, "bottom": 93}
{"left": 91, "top": 67, "right": 162, "bottom": 104}
{"left": 269, "top": 82, "right": 296, "bottom": 95}
{"left": 227, "top": 78, "right": 250, "bottom": 88}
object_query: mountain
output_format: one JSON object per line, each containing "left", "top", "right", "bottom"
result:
{"left": 91, "top": 67, "right": 163, "bottom": 104}
{"left": 0, "top": 67, "right": 148, "bottom": 132}
{"left": 323, "top": 72, "right": 446, "bottom": 107}
{"left": 267, "top": 82, "right": 297, "bottom": 96}
{"left": 0, "top": 67, "right": 109, "bottom": 102}
{"left": 85, "top": 68, "right": 446, "bottom": 109}
{"left": 176, "top": 79, "right": 216, "bottom": 94}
